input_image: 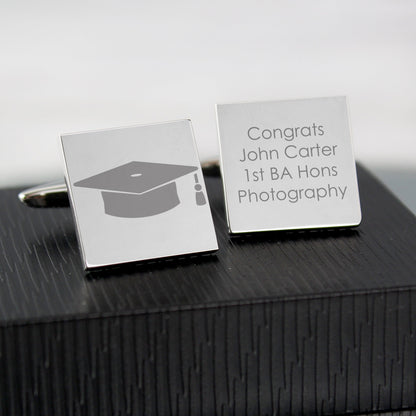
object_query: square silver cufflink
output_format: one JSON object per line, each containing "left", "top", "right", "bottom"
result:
{"left": 216, "top": 97, "right": 362, "bottom": 233}
{"left": 20, "top": 120, "right": 219, "bottom": 269}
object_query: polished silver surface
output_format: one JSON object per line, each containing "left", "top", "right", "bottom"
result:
{"left": 18, "top": 180, "right": 69, "bottom": 208}
{"left": 61, "top": 120, "right": 218, "bottom": 269}
{"left": 217, "top": 97, "right": 362, "bottom": 233}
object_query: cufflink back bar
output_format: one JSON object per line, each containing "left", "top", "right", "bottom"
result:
{"left": 40, "top": 120, "right": 219, "bottom": 269}
{"left": 216, "top": 96, "right": 362, "bottom": 233}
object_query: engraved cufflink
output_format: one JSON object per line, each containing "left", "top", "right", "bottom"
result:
{"left": 216, "top": 96, "right": 362, "bottom": 233}
{"left": 20, "top": 120, "right": 218, "bottom": 269}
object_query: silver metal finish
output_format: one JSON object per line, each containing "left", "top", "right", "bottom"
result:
{"left": 18, "top": 161, "right": 220, "bottom": 208}
{"left": 216, "top": 97, "right": 362, "bottom": 233}
{"left": 18, "top": 180, "right": 69, "bottom": 208}
{"left": 60, "top": 120, "right": 218, "bottom": 269}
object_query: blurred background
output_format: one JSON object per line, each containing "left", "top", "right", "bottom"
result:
{"left": 1, "top": 0, "right": 415, "bottom": 211}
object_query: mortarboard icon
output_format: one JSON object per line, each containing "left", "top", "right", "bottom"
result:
{"left": 74, "top": 161, "right": 205, "bottom": 218}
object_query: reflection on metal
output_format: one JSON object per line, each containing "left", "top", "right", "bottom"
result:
{"left": 18, "top": 180, "right": 69, "bottom": 208}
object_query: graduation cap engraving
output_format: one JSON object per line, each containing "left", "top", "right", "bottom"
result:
{"left": 58, "top": 120, "right": 218, "bottom": 269}
{"left": 74, "top": 161, "right": 203, "bottom": 218}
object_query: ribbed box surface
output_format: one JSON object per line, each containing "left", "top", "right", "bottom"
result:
{"left": 1, "top": 165, "right": 416, "bottom": 415}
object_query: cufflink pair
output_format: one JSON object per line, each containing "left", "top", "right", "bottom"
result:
{"left": 19, "top": 97, "right": 362, "bottom": 270}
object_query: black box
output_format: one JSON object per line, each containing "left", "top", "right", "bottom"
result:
{"left": 1, "top": 165, "right": 416, "bottom": 415}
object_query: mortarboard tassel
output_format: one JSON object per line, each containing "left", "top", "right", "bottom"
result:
{"left": 194, "top": 173, "right": 207, "bottom": 206}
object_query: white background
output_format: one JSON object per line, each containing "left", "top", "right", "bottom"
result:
{"left": 1, "top": 0, "right": 415, "bottom": 188}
